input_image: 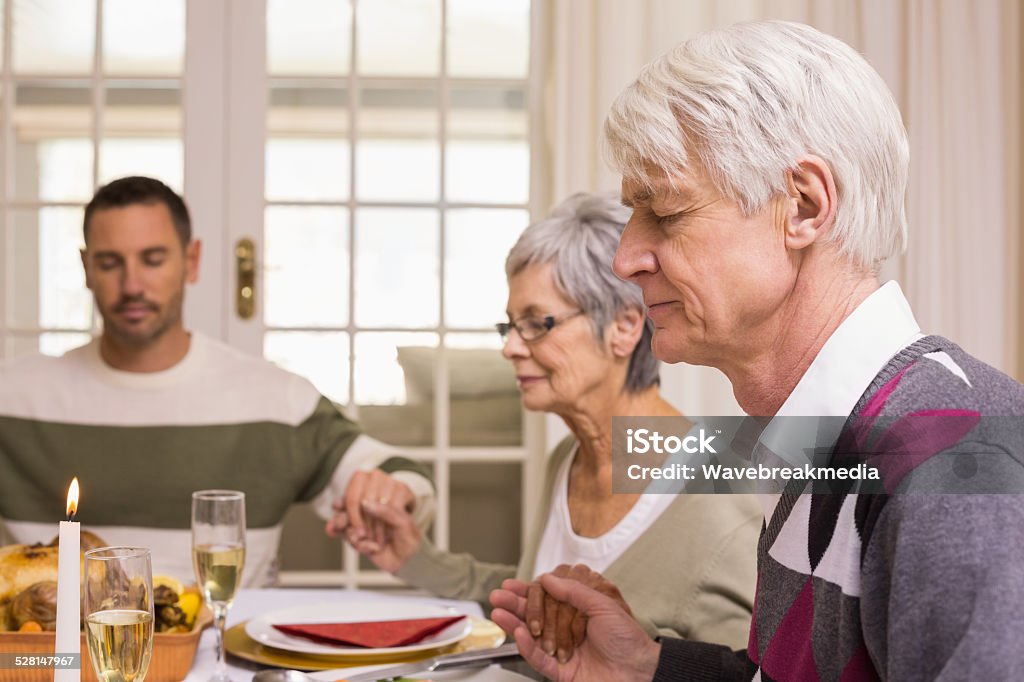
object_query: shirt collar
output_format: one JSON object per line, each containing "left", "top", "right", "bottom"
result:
{"left": 757, "top": 281, "right": 922, "bottom": 515}
{"left": 775, "top": 280, "right": 922, "bottom": 418}
{"left": 85, "top": 332, "right": 204, "bottom": 390}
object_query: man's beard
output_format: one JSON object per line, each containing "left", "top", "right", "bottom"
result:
{"left": 100, "top": 292, "right": 183, "bottom": 347}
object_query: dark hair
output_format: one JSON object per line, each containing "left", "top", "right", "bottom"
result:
{"left": 83, "top": 176, "right": 192, "bottom": 246}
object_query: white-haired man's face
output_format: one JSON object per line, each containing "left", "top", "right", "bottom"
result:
{"left": 613, "top": 165, "right": 798, "bottom": 372}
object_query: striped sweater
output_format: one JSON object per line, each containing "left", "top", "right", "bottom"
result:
{"left": 654, "top": 336, "right": 1024, "bottom": 681}
{"left": 0, "top": 333, "right": 431, "bottom": 586}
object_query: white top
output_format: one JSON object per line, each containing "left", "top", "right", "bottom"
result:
{"left": 757, "top": 280, "right": 923, "bottom": 520}
{"left": 532, "top": 444, "right": 677, "bottom": 576}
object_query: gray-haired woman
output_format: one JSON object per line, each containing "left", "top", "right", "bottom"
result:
{"left": 331, "top": 193, "right": 760, "bottom": 648}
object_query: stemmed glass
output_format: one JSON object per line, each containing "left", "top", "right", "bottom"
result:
{"left": 191, "top": 490, "right": 246, "bottom": 682}
{"left": 83, "top": 547, "right": 155, "bottom": 682}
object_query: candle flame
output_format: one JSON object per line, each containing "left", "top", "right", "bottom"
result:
{"left": 66, "top": 477, "right": 79, "bottom": 519}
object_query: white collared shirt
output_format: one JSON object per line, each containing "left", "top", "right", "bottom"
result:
{"left": 757, "top": 281, "right": 923, "bottom": 520}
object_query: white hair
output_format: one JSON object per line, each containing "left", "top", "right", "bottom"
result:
{"left": 505, "top": 192, "right": 660, "bottom": 393}
{"left": 603, "top": 20, "right": 909, "bottom": 271}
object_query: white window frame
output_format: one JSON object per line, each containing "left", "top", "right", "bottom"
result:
{"left": 185, "top": 0, "right": 548, "bottom": 588}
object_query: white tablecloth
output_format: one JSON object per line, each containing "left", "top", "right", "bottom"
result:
{"left": 183, "top": 588, "right": 485, "bottom": 682}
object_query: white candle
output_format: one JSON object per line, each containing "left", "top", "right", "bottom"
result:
{"left": 55, "top": 477, "right": 80, "bottom": 682}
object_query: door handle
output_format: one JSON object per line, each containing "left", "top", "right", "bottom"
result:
{"left": 235, "top": 237, "right": 256, "bottom": 320}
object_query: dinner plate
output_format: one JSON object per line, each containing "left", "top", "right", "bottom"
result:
{"left": 245, "top": 601, "right": 473, "bottom": 657}
{"left": 226, "top": 617, "right": 505, "bottom": 671}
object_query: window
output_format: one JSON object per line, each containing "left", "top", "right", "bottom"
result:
{"left": 263, "top": 0, "right": 536, "bottom": 586}
{"left": 0, "top": 0, "right": 185, "bottom": 357}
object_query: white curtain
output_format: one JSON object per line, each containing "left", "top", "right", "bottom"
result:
{"left": 536, "top": 0, "right": 1020, "bottom": 428}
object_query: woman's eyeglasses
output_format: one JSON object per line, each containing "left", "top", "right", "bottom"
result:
{"left": 496, "top": 309, "right": 583, "bottom": 343}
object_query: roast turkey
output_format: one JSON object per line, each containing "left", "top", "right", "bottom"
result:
{"left": 0, "top": 544, "right": 62, "bottom": 604}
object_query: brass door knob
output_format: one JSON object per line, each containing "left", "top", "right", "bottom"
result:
{"left": 236, "top": 238, "right": 256, "bottom": 320}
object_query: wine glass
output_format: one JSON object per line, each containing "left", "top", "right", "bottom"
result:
{"left": 83, "top": 546, "right": 155, "bottom": 682}
{"left": 191, "top": 490, "right": 246, "bottom": 682}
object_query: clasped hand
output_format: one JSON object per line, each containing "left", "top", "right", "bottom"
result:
{"left": 325, "top": 469, "right": 422, "bottom": 573}
{"left": 489, "top": 564, "right": 661, "bottom": 681}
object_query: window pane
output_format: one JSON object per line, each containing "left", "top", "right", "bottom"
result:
{"left": 354, "top": 208, "right": 439, "bottom": 328}
{"left": 355, "top": 332, "right": 437, "bottom": 446}
{"left": 279, "top": 503, "right": 342, "bottom": 571}
{"left": 355, "top": 332, "right": 438, "bottom": 405}
{"left": 12, "top": 82, "right": 93, "bottom": 201}
{"left": 447, "top": 0, "right": 529, "bottom": 78}
{"left": 268, "top": 0, "right": 351, "bottom": 75}
{"left": 13, "top": 0, "right": 95, "bottom": 74}
{"left": 357, "top": 0, "right": 439, "bottom": 76}
{"left": 267, "top": 85, "right": 349, "bottom": 200}
{"left": 100, "top": 84, "right": 182, "bottom": 189}
{"left": 38, "top": 139, "right": 94, "bottom": 202}
{"left": 264, "top": 206, "right": 349, "bottom": 327}
{"left": 99, "top": 137, "right": 183, "bottom": 193}
{"left": 445, "top": 208, "right": 527, "bottom": 328}
{"left": 103, "top": 0, "right": 184, "bottom": 75}
{"left": 447, "top": 87, "right": 528, "bottom": 203}
{"left": 446, "top": 333, "right": 522, "bottom": 447}
{"left": 8, "top": 208, "right": 91, "bottom": 329}
{"left": 40, "top": 331, "right": 92, "bottom": 356}
{"left": 264, "top": 331, "right": 350, "bottom": 404}
{"left": 450, "top": 462, "right": 522, "bottom": 560}
{"left": 266, "top": 139, "right": 349, "bottom": 201}
{"left": 356, "top": 87, "right": 438, "bottom": 201}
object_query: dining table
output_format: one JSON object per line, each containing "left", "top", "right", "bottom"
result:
{"left": 182, "top": 588, "right": 530, "bottom": 682}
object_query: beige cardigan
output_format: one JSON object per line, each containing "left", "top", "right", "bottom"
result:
{"left": 397, "top": 437, "right": 761, "bottom": 649}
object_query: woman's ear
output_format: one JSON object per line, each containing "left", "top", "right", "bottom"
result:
{"left": 610, "top": 307, "right": 645, "bottom": 358}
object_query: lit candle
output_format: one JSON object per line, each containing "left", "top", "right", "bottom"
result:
{"left": 55, "top": 477, "right": 80, "bottom": 682}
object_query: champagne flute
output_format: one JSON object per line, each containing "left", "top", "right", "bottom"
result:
{"left": 83, "top": 546, "right": 155, "bottom": 682}
{"left": 191, "top": 490, "right": 246, "bottom": 682}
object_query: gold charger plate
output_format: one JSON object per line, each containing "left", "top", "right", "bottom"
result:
{"left": 226, "top": 616, "right": 506, "bottom": 672}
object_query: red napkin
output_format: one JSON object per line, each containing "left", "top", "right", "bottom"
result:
{"left": 272, "top": 615, "right": 466, "bottom": 648}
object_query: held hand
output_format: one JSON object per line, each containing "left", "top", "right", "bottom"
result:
{"left": 328, "top": 497, "right": 423, "bottom": 574}
{"left": 525, "top": 564, "right": 632, "bottom": 662}
{"left": 327, "top": 469, "right": 415, "bottom": 547}
{"left": 490, "top": 574, "right": 660, "bottom": 682}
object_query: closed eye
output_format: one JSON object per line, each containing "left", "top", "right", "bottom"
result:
{"left": 95, "top": 256, "right": 121, "bottom": 271}
{"left": 654, "top": 211, "right": 686, "bottom": 227}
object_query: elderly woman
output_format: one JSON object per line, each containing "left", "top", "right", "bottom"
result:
{"left": 332, "top": 192, "right": 761, "bottom": 649}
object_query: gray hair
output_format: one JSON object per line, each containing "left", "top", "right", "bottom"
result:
{"left": 505, "top": 192, "right": 660, "bottom": 393}
{"left": 603, "top": 20, "right": 909, "bottom": 271}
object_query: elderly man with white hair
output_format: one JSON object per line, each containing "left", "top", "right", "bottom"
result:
{"left": 490, "top": 20, "right": 1024, "bottom": 681}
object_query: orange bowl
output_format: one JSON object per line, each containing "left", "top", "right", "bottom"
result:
{"left": 0, "top": 608, "right": 212, "bottom": 682}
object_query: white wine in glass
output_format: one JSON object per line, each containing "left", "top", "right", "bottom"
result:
{"left": 191, "top": 490, "right": 246, "bottom": 682}
{"left": 83, "top": 547, "right": 154, "bottom": 682}
{"left": 192, "top": 543, "right": 245, "bottom": 605}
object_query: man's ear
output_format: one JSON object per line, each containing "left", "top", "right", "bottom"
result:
{"left": 610, "top": 307, "right": 645, "bottom": 358}
{"left": 185, "top": 239, "right": 202, "bottom": 284}
{"left": 784, "top": 155, "right": 837, "bottom": 250}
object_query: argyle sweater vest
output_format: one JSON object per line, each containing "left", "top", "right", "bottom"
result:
{"left": 654, "top": 336, "right": 1024, "bottom": 681}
